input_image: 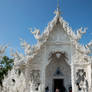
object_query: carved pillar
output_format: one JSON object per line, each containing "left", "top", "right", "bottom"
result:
{"left": 71, "top": 41, "right": 76, "bottom": 92}
{"left": 41, "top": 66, "right": 46, "bottom": 92}
{"left": 71, "top": 62, "right": 76, "bottom": 92}
{"left": 87, "top": 63, "right": 92, "bottom": 91}
{"left": 25, "top": 66, "right": 30, "bottom": 92}
{"left": 41, "top": 45, "right": 47, "bottom": 92}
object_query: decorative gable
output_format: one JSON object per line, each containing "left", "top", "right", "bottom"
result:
{"left": 47, "top": 23, "right": 70, "bottom": 42}
{"left": 11, "top": 5, "right": 92, "bottom": 68}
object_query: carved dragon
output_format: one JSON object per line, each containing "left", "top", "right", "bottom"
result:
{"left": 76, "top": 27, "right": 87, "bottom": 41}
{"left": 20, "top": 38, "right": 33, "bottom": 56}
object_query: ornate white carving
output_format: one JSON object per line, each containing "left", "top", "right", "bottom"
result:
{"left": 10, "top": 49, "right": 26, "bottom": 68}
{"left": 28, "top": 9, "right": 89, "bottom": 57}
{"left": 0, "top": 45, "right": 7, "bottom": 59}
{"left": 76, "top": 69, "right": 88, "bottom": 92}
{"left": 20, "top": 38, "right": 33, "bottom": 56}
{"left": 2, "top": 68, "right": 26, "bottom": 92}
{"left": 1, "top": 6, "right": 92, "bottom": 92}
{"left": 86, "top": 41, "right": 92, "bottom": 54}
{"left": 30, "top": 70, "right": 41, "bottom": 92}
{"left": 30, "top": 28, "right": 41, "bottom": 40}
{"left": 76, "top": 27, "right": 87, "bottom": 41}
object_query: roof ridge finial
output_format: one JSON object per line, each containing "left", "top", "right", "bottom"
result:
{"left": 57, "top": 0, "right": 60, "bottom": 11}
{"left": 54, "top": 0, "right": 61, "bottom": 16}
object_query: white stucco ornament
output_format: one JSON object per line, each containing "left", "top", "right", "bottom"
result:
{"left": 2, "top": 68, "right": 26, "bottom": 92}
{"left": 76, "top": 27, "right": 87, "bottom": 41}
{"left": 0, "top": 45, "right": 7, "bottom": 59}
{"left": 10, "top": 49, "right": 26, "bottom": 69}
{"left": 20, "top": 38, "right": 33, "bottom": 56}
{"left": 30, "top": 28, "right": 40, "bottom": 40}
{"left": 1, "top": 3, "right": 92, "bottom": 92}
{"left": 56, "top": 53, "right": 61, "bottom": 58}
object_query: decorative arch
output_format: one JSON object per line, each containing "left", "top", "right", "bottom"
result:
{"left": 46, "top": 51, "right": 69, "bottom": 67}
{"left": 45, "top": 51, "right": 71, "bottom": 92}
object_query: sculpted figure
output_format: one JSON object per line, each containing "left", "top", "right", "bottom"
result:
{"left": 82, "top": 76, "right": 88, "bottom": 92}
{"left": 76, "top": 27, "right": 87, "bottom": 41}
{"left": 76, "top": 69, "right": 88, "bottom": 92}
{"left": 11, "top": 49, "right": 26, "bottom": 67}
{"left": 30, "top": 28, "right": 45, "bottom": 44}
{"left": 30, "top": 28, "right": 41, "bottom": 40}
{"left": 30, "top": 70, "right": 41, "bottom": 92}
{"left": 86, "top": 41, "right": 92, "bottom": 54}
{"left": 79, "top": 76, "right": 88, "bottom": 92}
{"left": 20, "top": 39, "right": 33, "bottom": 56}
{"left": 87, "top": 41, "right": 92, "bottom": 47}
{"left": 11, "top": 50, "right": 24, "bottom": 61}
{"left": 2, "top": 68, "right": 26, "bottom": 92}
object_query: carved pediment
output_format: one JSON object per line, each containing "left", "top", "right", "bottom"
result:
{"left": 47, "top": 24, "right": 70, "bottom": 42}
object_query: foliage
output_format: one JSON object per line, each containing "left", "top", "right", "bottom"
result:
{"left": 0, "top": 56, "right": 14, "bottom": 86}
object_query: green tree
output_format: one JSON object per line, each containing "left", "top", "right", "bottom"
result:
{"left": 0, "top": 56, "right": 14, "bottom": 86}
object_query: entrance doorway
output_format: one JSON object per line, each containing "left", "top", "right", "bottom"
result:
{"left": 53, "top": 79, "right": 66, "bottom": 92}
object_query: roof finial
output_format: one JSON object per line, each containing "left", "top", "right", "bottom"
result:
{"left": 57, "top": 0, "right": 60, "bottom": 11}
{"left": 54, "top": 0, "right": 61, "bottom": 16}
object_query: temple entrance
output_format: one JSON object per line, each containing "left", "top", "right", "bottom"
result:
{"left": 45, "top": 51, "right": 71, "bottom": 92}
{"left": 53, "top": 79, "right": 65, "bottom": 92}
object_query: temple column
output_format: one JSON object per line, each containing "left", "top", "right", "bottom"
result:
{"left": 25, "top": 65, "right": 30, "bottom": 92}
{"left": 71, "top": 41, "right": 76, "bottom": 92}
{"left": 40, "top": 66, "right": 46, "bottom": 92}
{"left": 41, "top": 46, "right": 47, "bottom": 92}
{"left": 71, "top": 63, "right": 76, "bottom": 92}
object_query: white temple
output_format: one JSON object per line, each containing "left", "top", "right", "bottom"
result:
{"left": 1, "top": 3, "right": 92, "bottom": 92}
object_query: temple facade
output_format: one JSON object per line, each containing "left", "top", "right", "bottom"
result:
{"left": 1, "top": 5, "right": 92, "bottom": 92}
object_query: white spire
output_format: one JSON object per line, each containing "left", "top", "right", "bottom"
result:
{"left": 54, "top": 0, "right": 61, "bottom": 16}
{"left": 57, "top": 0, "right": 60, "bottom": 11}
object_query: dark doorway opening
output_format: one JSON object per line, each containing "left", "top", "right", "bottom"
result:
{"left": 53, "top": 79, "right": 66, "bottom": 92}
